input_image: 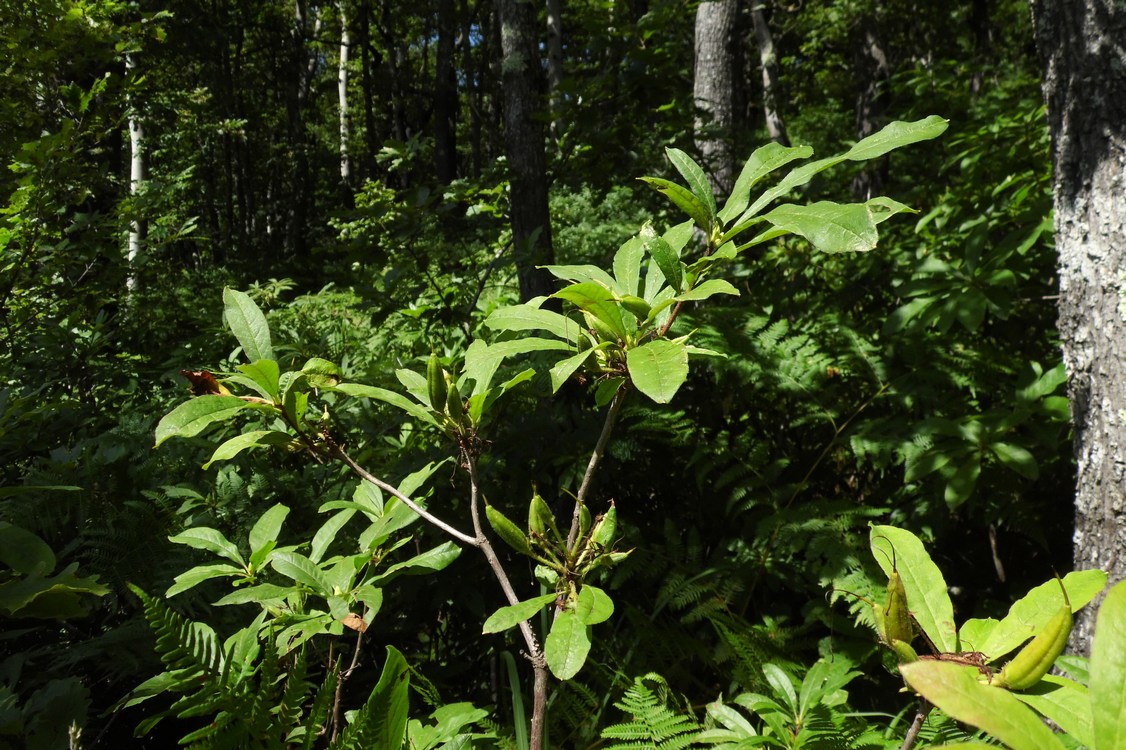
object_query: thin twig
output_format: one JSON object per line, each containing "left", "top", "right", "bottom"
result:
{"left": 566, "top": 385, "right": 628, "bottom": 550}
{"left": 900, "top": 699, "right": 931, "bottom": 750}
{"left": 332, "top": 444, "right": 479, "bottom": 547}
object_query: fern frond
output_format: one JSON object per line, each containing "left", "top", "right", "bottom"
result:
{"left": 601, "top": 674, "right": 702, "bottom": 750}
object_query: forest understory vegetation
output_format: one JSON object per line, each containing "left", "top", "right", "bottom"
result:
{"left": 3, "top": 1, "right": 1122, "bottom": 748}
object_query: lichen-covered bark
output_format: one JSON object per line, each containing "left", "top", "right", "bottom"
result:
{"left": 1031, "top": 0, "right": 1126, "bottom": 653}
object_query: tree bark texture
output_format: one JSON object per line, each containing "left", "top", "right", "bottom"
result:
{"left": 435, "top": 0, "right": 458, "bottom": 183}
{"left": 1031, "top": 0, "right": 1126, "bottom": 655}
{"left": 125, "top": 53, "right": 144, "bottom": 293}
{"left": 338, "top": 1, "right": 352, "bottom": 184}
{"left": 851, "top": 10, "right": 889, "bottom": 200}
{"left": 750, "top": 1, "right": 790, "bottom": 146}
{"left": 497, "top": 0, "right": 556, "bottom": 303}
{"left": 546, "top": 0, "right": 564, "bottom": 140}
{"left": 693, "top": 0, "right": 737, "bottom": 196}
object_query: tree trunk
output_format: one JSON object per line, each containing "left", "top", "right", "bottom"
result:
{"left": 435, "top": 0, "right": 458, "bottom": 184}
{"left": 545, "top": 0, "right": 564, "bottom": 141}
{"left": 125, "top": 53, "right": 144, "bottom": 293}
{"left": 750, "top": 1, "right": 789, "bottom": 146}
{"left": 851, "top": 8, "right": 890, "bottom": 200}
{"left": 1030, "top": 0, "right": 1126, "bottom": 655}
{"left": 693, "top": 0, "right": 738, "bottom": 196}
{"left": 338, "top": 1, "right": 352, "bottom": 185}
{"left": 496, "top": 0, "right": 556, "bottom": 303}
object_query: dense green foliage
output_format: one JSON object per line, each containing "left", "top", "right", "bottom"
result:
{"left": 0, "top": 0, "right": 1083, "bottom": 747}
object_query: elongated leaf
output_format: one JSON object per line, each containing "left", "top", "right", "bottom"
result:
{"left": 395, "top": 368, "right": 430, "bottom": 406}
{"left": 463, "top": 337, "right": 571, "bottom": 396}
{"left": 613, "top": 236, "right": 645, "bottom": 297}
{"left": 540, "top": 263, "right": 620, "bottom": 292}
{"left": 676, "top": 279, "right": 739, "bottom": 302}
{"left": 213, "top": 583, "right": 295, "bottom": 606}
{"left": 223, "top": 288, "right": 273, "bottom": 362}
{"left": 486, "top": 305, "right": 583, "bottom": 343}
{"left": 762, "top": 202, "right": 880, "bottom": 254}
{"left": 271, "top": 551, "right": 332, "bottom": 594}
{"left": 169, "top": 527, "right": 244, "bottom": 565}
{"left": 374, "top": 542, "right": 462, "bottom": 583}
{"left": 236, "top": 359, "right": 281, "bottom": 401}
{"left": 666, "top": 147, "right": 717, "bottom": 219}
{"left": 870, "top": 525, "right": 957, "bottom": 653}
{"left": 1091, "top": 579, "right": 1126, "bottom": 750}
{"left": 155, "top": 395, "right": 252, "bottom": 447}
{"left": 311, "top": 510, "right": 355, "bottom": 564}
{"left": 367, "top": 646, "right": 410, "bottom": 749}
{"left": 899, "top": 661, "right": 1064, "bottom": 750}
{"left": 627, "top": 339, "right": 689, "bottom": 404}
{"left": 844, "top": 115, "right": 949, "bottom": 161}
{"left": 719, "top": 143, "right": 815, "bottom": 223}
{"left": 545, "top": 609, "right": 591, "bottom": 680}
{"left": 638, "top": 177, "right": 712, "bottom": 231}
{"left": 575, "top": 585, "right": 614, "bottom": 625}
{"left": 482, "top": 593, "right": 557, "bottom": 634}
{"left": 333, "top": 382, "right": 438, "bottom": 426}
{"left": 249, "top": 503, "right": 290, "bottom": 556}
{"left": 981, "top": 570, "right": 1107, "bottom": 661}
{"left": 554, "top": 283, "right": 628, "bottom": 339}
{"left": 990, "top": 442, "right": 1039, "bottom": 480}
{"left": 202, "top": 430, "right": 293, "bottom": 469}
{"left": 1012, "top": 676, "right": 1093, "bottom": 748}
{"left": 641, "top": 224, "right": 683, "bottom": 293}
{"left": 549, "top": 348, "right": 594, "bottom": 394}
{"left": 165, "top": 563, "right": 243, "bottom": 597}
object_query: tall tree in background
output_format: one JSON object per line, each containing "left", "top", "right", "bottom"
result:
{"left": 1031, "top": 0, "right": 1126, "bottom": 653}
{"left": 693, "top": 0, "right": 738, "bottom": 195}
{"left": 750, "top": 1, "right": 789, "bottom": 145}
{"left": 497, "top": 0, "right": 555, "bottom": 302}
{"left": 851, "top": 1, "right": 889, "bottom": 199}
{"left": 434, "top": 0, "right": 458, "bottom": 183}
{"left": 338, "top": 1, "right": 352, "bottom": 184}
{"left": 125, "top": 52, "right": 145, "bottom": 292}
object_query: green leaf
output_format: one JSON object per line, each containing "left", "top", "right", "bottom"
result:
{"left": 463, "top": 338, "right": 572, "bottom": 397}
{"left": 1011, "top": 676, "right": 1093, "bottom": 748}
{"left": 545, "top": 609, "right": 591, "bottom": 680}
{"left": 248, "top": 503, "right": 290, "bottom": 556}
{"left": 333, "top": 382, "right": 439, "bottom": 426}
{"left": 549, "top": 348, "right": 595, "bottom": 394}
{"left": 870, "top": 525, "right": 957, "bottom": 653}
{"left": 613, "top": 236, "right": 645, "bottom": 297}
{"left": 980, "top": 570, "right": 1107, "bottom": 661}
{"left": 843, "top": 115, "right": 949, "bottom": 161}
{"left": 271, "top": 551, "right": 332, "bottom": 594}
{"left": 236, "top": 359, "right": 281, "bottom": 401}
{"left": 761, "top": 202, "right": 880, "bottom": 254}
{"left": 540, "top": 263, "right": 621, "bottom": 292}
{"left": 641, "top": 224, "right": 683, "bottom": 293}
{"left": 310, "top": 510, "right": 356, "bottom": 564}
{"left": 1088, "top": 579, "right": 1126, "bottom": 750}
{"left": 155, "top": 395, "right": 252, "bottom": 447}
{"left": 482, "top": 593, "right": 557, "bottom": 634}
{"left": 626, "top": 339, "right": 689, "bottom": 404}
{"left": 990, "top": 442, "right": 1039, "bottom": 480}
{"left": 0, "top": 522, "right": 55, "bottom": 574}
{"left": 638, "top": 177, "right": 712, "bottom": 231}
{"left": 485, "top": 305, "right": 584, "bottom": 343}
{"left": 575, "top": 585, "right": 614, "bottom": 626}
{"left": 944, "top": 457, "right": 981, "bottom": 508}
{"left": 374, "top": 542, "right": 462, "bottom": 582}
{"left": 169, "top": 527, "right": 244, "bottom": 566}
{"left": 202, "top": 430, "right": 294, "bottom": 469}
{"left": 719, "top": 142, "right": 815, "bottom": 223}
{"left": 165, "top": 563, "right": 243, "bottom": 597}
{"left": 366, "top": 646, "right": 410, "bottom": 750}
{"left": 223, "top": 288, "right": 274, "bottom": 362}
{"left": 213, "top": 583, "right": 295, "bottom": 606}
{"left": 676, "top": 279, "right": 739, "bottom": 302}
{"left": 554, "top": 283, "right": 628, "bottom": 339}
{"left": 666, "top": 147, "right": 717, "bottom": 220}
{"left": 899, "top": 661, "right": 1065, "bottom": 750}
